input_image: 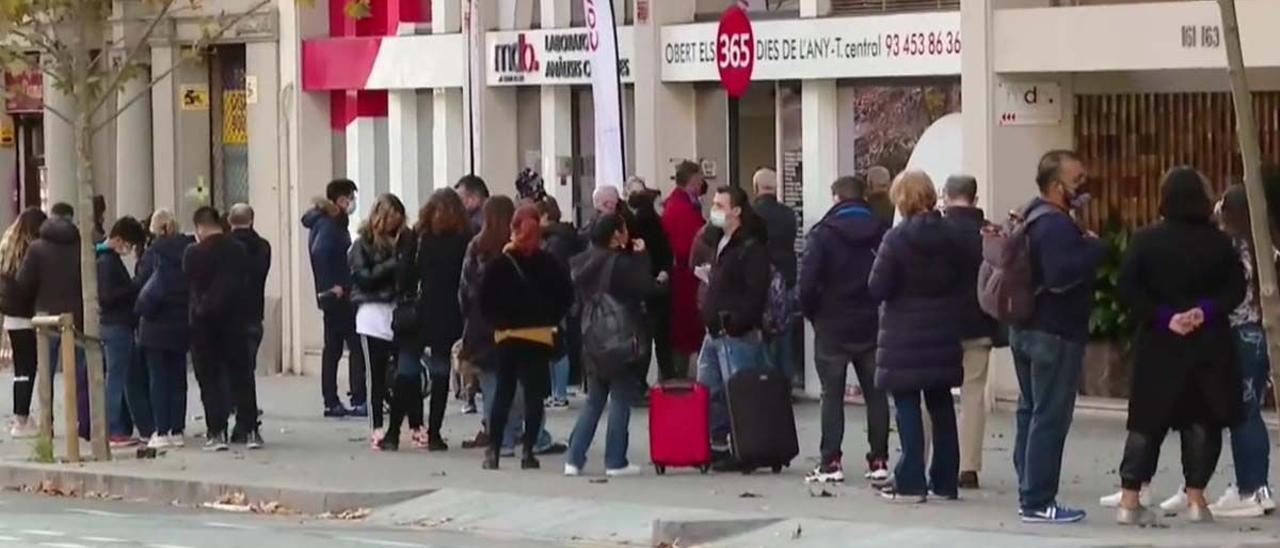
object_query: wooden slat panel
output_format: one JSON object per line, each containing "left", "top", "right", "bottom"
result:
{"left": 830, "top": 0, "right": 958, "bottom": 15}
{"left": 1074, "top": 91, "right": 1280, "bottom": 231}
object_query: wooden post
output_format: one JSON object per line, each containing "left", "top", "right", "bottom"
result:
{"left": 59, "top": 317, "right": 79, "bottom": 463}
{"left": 85, "top": 338, "right": 108, "bottom": 461}
{"left": 35, "top": 328, "right": 52, "bottom": 450}
{"left": 1217, "top": 0, "right": 1280, "bottom": 439}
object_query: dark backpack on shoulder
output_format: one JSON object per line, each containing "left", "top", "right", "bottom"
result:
{"left": 579, "top": 255, "right": 642, "bottom": 379}
{"left": 977, "top": 204, "right": 1053, "bottom": 324}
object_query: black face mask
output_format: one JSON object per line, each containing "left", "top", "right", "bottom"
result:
{"left": 628, "top": 194, "right": 651, "bottom": 211}
{"left": 698, "top": 180, "right": 709, "bottom": 197}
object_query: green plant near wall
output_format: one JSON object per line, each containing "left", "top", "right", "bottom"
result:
{"left": 1089, "top": 219, "right": 1133, "bottom": 346}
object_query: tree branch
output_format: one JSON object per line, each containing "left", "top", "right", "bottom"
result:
{"left": 43, "top": 102, "right": 73, "bottom": 126}
{"left": 88, "top": 0, "right": 178, "bottom": 117}
{"left": 90, "top": 0, "right": 272, "bottom": 136}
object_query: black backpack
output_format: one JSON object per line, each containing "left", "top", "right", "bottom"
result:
{"left": 579, "top": 254, "right": 642, "bottom": 379}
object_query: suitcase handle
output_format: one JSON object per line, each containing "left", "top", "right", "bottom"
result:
{"left": 657, "top": 379, "right": 699, "bottom": 393}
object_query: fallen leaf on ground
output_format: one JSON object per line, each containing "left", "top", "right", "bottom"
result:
{"left": 318, "top": 507, "right": 371, "bottom": 520}
{"left": 738, "top": 491, "right": 761, "bottom": 498}
{"left": 809, "top": 489, "right": 835, "bottom": 498}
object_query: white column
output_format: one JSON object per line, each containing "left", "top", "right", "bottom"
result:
{"left": 389, "top": 90, "right": 423, "bottom": 208}
{"left": 633, "top": 0, "right": 696, "bottom": 194}
{"left": 539, "top": 0, "right": 572, "bottom": 209}
{"left": 114, "top": 68, "right": 154, "bottom": 219}
{"left": 799, "top": 0, "right": 831, "bottom": 17}
{"left": 346, "top": 117, "right": 379, "bottom": 217}
{"left": 433, "top": 0, "right": 465, "bottom": 190}
{"left": 475, "top": 0, "right": 519, "bottom": 197}
{"left": 150, "top": 45, "right": 178, "bottom": 213}
{"left": 962, "top": 0, "right": 995, "bottom": 209}
{"left": 801, "top": 80, "right": 839, "bottom": 398}
{"left": 42, "top": 81, "right": 76, "bottom": 209}
{"left": 246, "top": 40, "right": 283, "bottom": 375}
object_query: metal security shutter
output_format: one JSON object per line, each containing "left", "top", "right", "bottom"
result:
{"left": 830, "top": 0, "right": 958, "bottom": 14}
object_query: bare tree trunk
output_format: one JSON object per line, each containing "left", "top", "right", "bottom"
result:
{"left": 1217, "top": 0, "right": 1280, "bottom": 438}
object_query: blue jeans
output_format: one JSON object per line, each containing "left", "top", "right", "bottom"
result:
{"left": 1010, "top": 328, "right": 1084, "bottom": 510}
{"left": 480, "top": 368, "right": 553, "bottom": 451}
{"left": 48, "top": 334, "right": 89, "bottom": 440}
{"left": 567, "top": 374, "right": 634, "bottom": 470}
{"left": 550, "top": 355, "right": 570, "bottom": 401}
{"left": 102, "top": 325, "right": 153, "bottom": 438}
{"left": 893, "top": 388, "right": 959, "bottom": 496}
{"left": 765, "top": 329, "right": 793, "bottom": 386}
{"left": 145, "top": 348, "right": 188, "bottom": 436}
{"left": 1231, "top": 323, "right": 1271, "bottom": 493}
{"left": 696, "top": 333, "right": 766, "bottom": 450}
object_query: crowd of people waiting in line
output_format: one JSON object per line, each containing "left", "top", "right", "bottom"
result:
{"left": 2, "top": 202, "right": 269, "bottom": 451}
{"left": 3, "top": 147, "right": 1275, "bottom": 526}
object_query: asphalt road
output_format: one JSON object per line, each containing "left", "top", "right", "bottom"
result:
{"left": 0, "top": 491, "right": 588, "bottom": 548}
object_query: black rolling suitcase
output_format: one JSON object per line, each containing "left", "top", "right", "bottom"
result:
{"left": 726, "top": 367, "right": 799, "bottom": 473}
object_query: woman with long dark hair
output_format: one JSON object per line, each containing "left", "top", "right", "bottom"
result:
{"left": 385, "top": 189, "right": 472, "bottom": 452}
{"left": 477, "top": 205, "right": 574, "bottom": 470}
{"left": 0, "top": 207, "right": 47, "bottom": 438}
{"left": 459, "top": 195, "right": 515, "bottom": 449}
{"left": 349, "top": 193, "right": 411, "bottom": 451}
{"left": 1207, "top": 184, "right": 1275, "bottom": 517}
{"left": 1114, "top": 167, "right": 1245, "bottom": 524}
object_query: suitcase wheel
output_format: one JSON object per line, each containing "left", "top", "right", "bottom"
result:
{"left": 771, "top": 464, "right": 783, "bottom": 474}
{"left": 655, "top": 464, "right": 667, "bottom": 475}
{"left": 699, "top": 464, "right": 710, "bottom": 474}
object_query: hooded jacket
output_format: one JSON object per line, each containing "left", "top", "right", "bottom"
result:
{"left": 97, "top": 245, "right": 138, "bottom": 328}
{"left": 301, "top": 198, "right": 352, "bottom": 298}
{"left": 941, "top": 205, "right": 998, "bottom": 341}
{"left": 16, "top": 217, "right": 83, "bottom": 329}
{"left": 799, "top": 200, "right": 887, "bottom": 344}
{"left": 136, "top": 233, "right": 194, "bottom": 350}
{"left": 868, "top": 211, "right": 964, "bottom": 392}
{"left": 231, "top": 227, "right": 271, "bottom": 323}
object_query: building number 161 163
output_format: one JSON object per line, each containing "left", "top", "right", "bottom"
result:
{"left": 1181, "top": 25, "right": 1221, "bottom": 49}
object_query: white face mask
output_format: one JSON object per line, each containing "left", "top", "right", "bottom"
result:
{"left": 709, "top": 209, "right": 728, "bottom": 228}
{"left": 345, "top": 200, "right": 357, "bottom": 215}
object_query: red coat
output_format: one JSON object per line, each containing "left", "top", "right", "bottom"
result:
{"left": 661, "top": 190, "right": 706, "bottom": 354}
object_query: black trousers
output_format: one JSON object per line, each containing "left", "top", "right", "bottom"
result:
{"left": 647, "top": 296, "right": 679, "bottom": 381}
{"left": 321, "top": 298, "right": 367, "bottom": 408}
{"left": 8, "top": 328, "right": 37, "bottom": 416}
{"left": 1119, "top": 423, "right": 1222, "bottom": 491}
{"left": 360, "top": 335, "right": 395, "bottom": 431}
{"left": 191, "top": 322, "right": 258, "bottom": 436}
{"left": 488, "top": 342, "right": 551, "bottom": 455}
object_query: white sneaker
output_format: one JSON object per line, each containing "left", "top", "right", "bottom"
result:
{"left": 146, "top": 433, "right": 170, "bottom": 449}
{"left": 605, "top": 464, "right": 642, "bottom": 477}
{"left": 8, "top": 418, "right": 36, "bottom": 439}
{"left": 1159, "top": 487, "right": 1188, "bottom": 516}
{"left": 1258, "top": 486, "right": 1276, "bottom": 513}
{"left": 167, "top": 434, "right": 185, "bottom": 448}
{"left": 563, "top": 463, "right": 581, "bottom": 477}
{"left": 1210, "top": 487, "right": 1265, "bottom": 518}
{"left": 1100, "top": 487, "right": 1152, "bottom": 508}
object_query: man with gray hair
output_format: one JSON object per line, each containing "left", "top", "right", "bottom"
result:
{"left": 866, "top": 166, "right": 894, "bottom": 225}
{"left": 228, "top": 203, "right": 272, "bottom": 379}
{"left": 940, "top": 174, "right": 997, "bottom": 491}
{"left": 751, "top": 168, "right": 798, "bottom": 384}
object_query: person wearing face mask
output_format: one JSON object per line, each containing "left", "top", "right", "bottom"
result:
{"left": 626, "top": 178, "right": 676, "bottom": 383}
{"left": 662, "top": 161, "right": 709, "bottom": 377}
{"left": 97, "top": 216, "right": 152, "bottom": 448}
{"left": 696, "top": 186, "right": 772, "bottom": 470}
{"left": 1009, "top": 150, "right": 1105, "bottom": 524}
{"left": 301, "top": 179, "right": 368, "bottom": 419}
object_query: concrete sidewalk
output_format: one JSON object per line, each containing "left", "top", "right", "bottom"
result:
{"left": 2, "top": 374, "right": 1279, "bottom": 546}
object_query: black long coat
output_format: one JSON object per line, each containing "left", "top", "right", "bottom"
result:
{"left": 1117, "top": 219, "right": 1246, "bottom": 434}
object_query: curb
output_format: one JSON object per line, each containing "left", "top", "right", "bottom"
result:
{"left": 651, "top": 517, "right": 783, "bottom": 547}
{"left": 0, "top": 462, "right": 432, "bottom": 514}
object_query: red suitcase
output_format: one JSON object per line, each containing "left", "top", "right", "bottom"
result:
{"left": 648, "top": 380, "right": 711, "bottom": 475}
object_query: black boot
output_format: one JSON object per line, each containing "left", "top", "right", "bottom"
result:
{"left": 482, "top": 447, "right": 499, "bottom": 470}
{"left": 521, "top": 449, "right": 540, "bottom": 470}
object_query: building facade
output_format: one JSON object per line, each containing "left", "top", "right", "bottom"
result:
{"left": 2, "top": 0, "right": 1277, "bottom": 400}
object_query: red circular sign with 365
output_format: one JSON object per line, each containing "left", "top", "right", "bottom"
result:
{"left": 715, "top": 6, "right": 754, "bottom": 98}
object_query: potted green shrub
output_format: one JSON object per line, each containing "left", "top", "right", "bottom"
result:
{"left": 1084, "top": 220, "right": 1133, "bottom": 399}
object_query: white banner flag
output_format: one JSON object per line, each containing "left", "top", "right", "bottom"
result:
{"left": 583, "top": 0, "right": 625, "bottom": 190}
{"left": 466, "top": 0, "right": 483, "bottom": 174}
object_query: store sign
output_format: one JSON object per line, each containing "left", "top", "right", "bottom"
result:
{"left": 3, "top": 58, "right": 43, "bottom": 114}
{"left": 662, "top": 11, "right": 960, "bottom": 82}
{"left": 487, "top": 27, "right": 635, "bottom": 86}
{"left": 996, "top": 82, "right": 1062, "bottom": 126}
{"left": 716, "top": 6, "right": 754, "bottom": 98}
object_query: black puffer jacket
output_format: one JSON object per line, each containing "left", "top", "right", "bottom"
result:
{"left": 701, "top": 227, "right": 771, "bottom": 337}
{"left": 400, "top": 229, "right": 470, "bottom": 355}
{"left": 136, "top": 234, "right": 194, "bottom": 351}
{"left": 348, "top": 231, "right": 411, "bottom": 306}
{"left": 16, "top": 217, "right": 83, "bottom": 329}
{"left": 868, "top": 211, "right": 964, "bottom": 392}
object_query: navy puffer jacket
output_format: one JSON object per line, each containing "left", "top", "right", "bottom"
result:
{"left": 868, "top": 211, "right": 964, "bottom": 392}
{"left": 136, "top": 234, "right": 195, "bottom": 351}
